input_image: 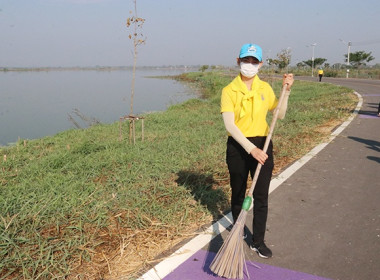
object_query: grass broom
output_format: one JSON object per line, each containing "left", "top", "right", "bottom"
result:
{"left": 210, "top": 83, "right": 289, "bottom": 279}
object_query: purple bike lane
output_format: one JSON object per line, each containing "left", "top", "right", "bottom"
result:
{"left": 163, "top": 249, "right": 331, "bottom": 280}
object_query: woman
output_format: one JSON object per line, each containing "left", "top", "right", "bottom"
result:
{"left": 220, "top": 43, "right": 294, "bottom": 258}
{"left": 318, "top": 68, "right": 324, "bottom": 82}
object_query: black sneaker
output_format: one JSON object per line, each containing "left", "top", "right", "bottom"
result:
{"left": 250, "top": 241, "right": 272, "bottom": 258}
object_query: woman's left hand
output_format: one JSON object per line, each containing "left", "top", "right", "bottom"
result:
{"left": 283, "top": 73, "right": 294, "bottom": 91}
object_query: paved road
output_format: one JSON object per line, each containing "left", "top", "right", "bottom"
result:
{"left": 141, "top": 77, "right": 380, "bottom": 280}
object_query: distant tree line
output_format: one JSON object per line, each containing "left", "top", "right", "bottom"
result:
{"left": 267, "top": 49, "right": 375, "bottom": 71}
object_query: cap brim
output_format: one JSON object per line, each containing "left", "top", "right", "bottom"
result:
{"left": 239, "top": 53, "right": 261, "bottom": 61}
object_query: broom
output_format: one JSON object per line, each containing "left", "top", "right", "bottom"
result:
{"left": 210, "top": 83, "right": 289, "bottom": 279}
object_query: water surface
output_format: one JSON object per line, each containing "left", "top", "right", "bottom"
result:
{"left": 0, "top": 68, "right": 196, "bottom": 146}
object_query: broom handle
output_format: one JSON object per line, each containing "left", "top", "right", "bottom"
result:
{"left": 247, "top": 83, "right": 288, "bottom": 197}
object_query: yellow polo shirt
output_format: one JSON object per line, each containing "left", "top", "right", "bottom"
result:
{"left": 221, "top": 75, "right": 277, "bottom": 137}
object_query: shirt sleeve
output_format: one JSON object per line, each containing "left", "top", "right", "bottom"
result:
{"left": 267, "top": 85, "right": 278, "bottom": 111}
{"left": 222, "top": 111, "right": 256, "bottom": 154}
{"left": 220, "top": 87, "right": 235, "bottom": 113}
{"left": 277, "top": 90, "right": 291, "bottom": 119}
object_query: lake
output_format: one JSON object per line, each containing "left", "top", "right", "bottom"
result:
{"left": 0, "top": 68, "right": 197, "bottom": 146}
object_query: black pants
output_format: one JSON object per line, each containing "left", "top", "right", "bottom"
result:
{"left": 226, "top": 136, "right": 274, "bottom": 244}
{"left": 319, "top": 74, "right": 323, "bottom": 82}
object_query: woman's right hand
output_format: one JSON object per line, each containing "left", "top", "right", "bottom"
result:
{"left": 283, "top": 73, "right": 294, "bottom": 91}
{"left": 250, "top": 147, "right": 268, "bottom": 165}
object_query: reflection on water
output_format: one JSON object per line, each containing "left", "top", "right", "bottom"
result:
{"left": 0, "top": 69, "right": 196, "bottom": 146}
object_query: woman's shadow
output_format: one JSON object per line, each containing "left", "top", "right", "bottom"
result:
{"left": 175, "top": 169, "right": 230, "bottom": 220}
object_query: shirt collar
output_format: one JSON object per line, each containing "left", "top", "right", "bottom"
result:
{"left": 231, "top": 74, "right": 262, "bottom": 93}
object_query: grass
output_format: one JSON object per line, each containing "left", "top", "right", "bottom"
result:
{"left": 0, "top": 70, "right": 357, "bottom": 279}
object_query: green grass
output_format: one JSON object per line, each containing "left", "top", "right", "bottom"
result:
{"left": 0, "top": 71, "right": 357, "bottom": 279}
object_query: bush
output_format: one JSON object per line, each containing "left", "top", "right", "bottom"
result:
{"left": 324, "top": 70, "right": 338, "bottom": 77}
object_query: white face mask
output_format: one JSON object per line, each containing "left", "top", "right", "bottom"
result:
{"left": 240, "top": 62, "right": 260, "bottom": 78}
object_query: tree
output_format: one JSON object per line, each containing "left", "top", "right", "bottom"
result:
{"left": 199, "top": 65, "right": 209, "bottom": 72}
{"left": 302, "top": 58, "right": 327, "bottom": 68}
{"left": 126, "top": 0, "right": 146, "bottom": 116}
{"left": 345, "top": 51, "right": 375, "bottom": 68}
{"left": 121, "top": 0, "right": 146, "bottom": 144}
{"left": 268, "top": 48, "right": 291, "bottom": 70}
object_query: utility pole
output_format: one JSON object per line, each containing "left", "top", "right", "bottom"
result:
{"left": 307, "top": 43, "right": 317, "bottom": 77}
{"left": 311, "top": 43, "right": 316, "bottom": 77}
{"left": 339, "top": 39, "right": 380, "bottom": 78}
{"left": 346, "top": 42, "right": 351, "bottom": 78}
{"left": 339, "top": 39, "right": 351, "bottom": 78}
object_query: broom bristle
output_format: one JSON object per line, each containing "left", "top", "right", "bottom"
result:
{"left": 210, "top": 210, "right": 248, "bottom": 279}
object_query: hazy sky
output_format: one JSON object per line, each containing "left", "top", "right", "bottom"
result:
{"left": 1, "top": 0, "right": 380, "bottom": 68}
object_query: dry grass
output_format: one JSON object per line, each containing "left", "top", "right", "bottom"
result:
{"left": 69, "top": 225, "right": 201, "bottom": 280}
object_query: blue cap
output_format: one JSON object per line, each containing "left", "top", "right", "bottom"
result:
{"left": 239, "top": 43, "right": 262, "bottom": 62}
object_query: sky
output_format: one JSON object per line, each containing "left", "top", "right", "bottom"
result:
{"left": 1, "top": 0, "right": 380, "bottom": 68}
